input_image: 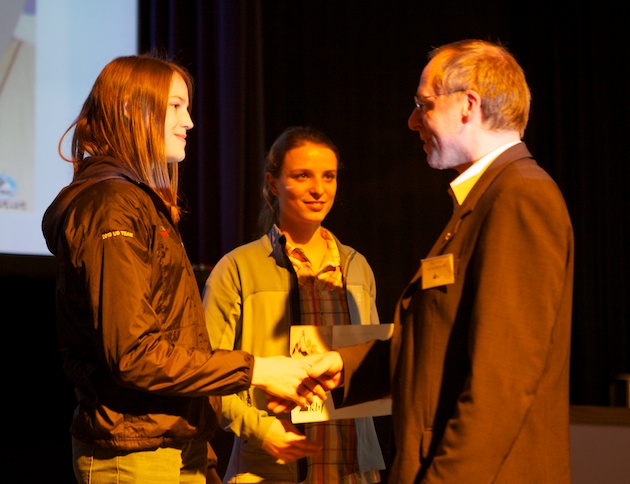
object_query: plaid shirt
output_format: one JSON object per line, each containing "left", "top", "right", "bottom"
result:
{"left": 284, "top": 227, "right": 380, "bottom": 484}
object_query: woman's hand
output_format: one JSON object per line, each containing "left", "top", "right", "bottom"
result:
{"left": 262, "top": 418, "right": 321, "bottom": 463}
{"left": 264, "top": 351, "right": 344, "bottom": 414}
{"left": 252, "top": 356, "right": 328, "bottom": 408}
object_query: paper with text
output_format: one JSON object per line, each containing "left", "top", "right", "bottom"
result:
{"left": 290, "top": 324, "right": 393, "bottom": 423}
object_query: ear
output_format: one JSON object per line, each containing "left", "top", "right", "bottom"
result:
{"left": 265, "top": 172, "right": 279, "bottom": 196}
{"left": 461, "top": 89, "right": 481, "bottom": 118}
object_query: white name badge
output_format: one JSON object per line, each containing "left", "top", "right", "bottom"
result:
{"left": 421, "top": 253, "right": 455, "bottom": 289}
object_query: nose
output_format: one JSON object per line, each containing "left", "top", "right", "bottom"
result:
{"left": 183, "top": 110, "right": 194, "bottom": 130}
{"left": 408, "top": 108, "right": 422, "bottom": 131}
{"left": 310, "top": 177, "right": 324, "bottom": 197}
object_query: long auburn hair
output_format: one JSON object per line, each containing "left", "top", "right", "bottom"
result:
{"left": 59, "top": 54, "right": 194, "bottom": 222}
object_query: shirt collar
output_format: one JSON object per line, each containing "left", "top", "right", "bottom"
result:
{"left": 450, "top": 141, "right": 520, "bottom": 205}
{"left": 270, "top": 224, "right": 341, "bottom": 275}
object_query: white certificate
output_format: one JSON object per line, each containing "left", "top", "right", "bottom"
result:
{"left": 290, "top": 324, "right": 393, "bottom": 423}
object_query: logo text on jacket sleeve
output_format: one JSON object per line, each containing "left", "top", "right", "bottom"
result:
{"left": 101, "top": 230, "right": 134, "bottom": 239}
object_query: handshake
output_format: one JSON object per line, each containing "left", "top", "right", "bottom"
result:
{"left": 252, "top": 352, "right": 344, "bottom": 413}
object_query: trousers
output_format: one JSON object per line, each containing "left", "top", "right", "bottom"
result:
{"left": 72, "top": 436, "right": 207, "bottom": 483}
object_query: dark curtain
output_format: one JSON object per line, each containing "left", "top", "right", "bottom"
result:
{"left": 139, "top": 0, "right": 266, "bottom": 265}
{"left": 139, "top": 0, "right": 629, "bottom": 407}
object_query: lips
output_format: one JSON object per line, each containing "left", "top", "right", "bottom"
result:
{"left": 306, "top": 202, "right": 327, "bottom": 210}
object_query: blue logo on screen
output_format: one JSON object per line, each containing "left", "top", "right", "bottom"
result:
{"left": 0, "top": 175, "right": 17, "bottom": 200}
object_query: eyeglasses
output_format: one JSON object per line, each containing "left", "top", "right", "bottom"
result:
{"left": 413, "top": 89, "right": 466, "bottom": 113}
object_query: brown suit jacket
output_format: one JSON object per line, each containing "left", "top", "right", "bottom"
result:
{"left": 338, "top": 142, "right": 574, "bottom": 483}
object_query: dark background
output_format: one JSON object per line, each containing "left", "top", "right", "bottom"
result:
{"left": 1, "top": 1, "right": 628, "bottom": 481}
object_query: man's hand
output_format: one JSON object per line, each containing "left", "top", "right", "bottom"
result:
{"left": 304, "top": 351, "right": 344, "bottom": 390}
{"left": 264, "top": 351, "right": 344, "bottom": 414}
{"left": 252, "top": 356, "right": 327, "bottom": 408}
{"left": 252, "top": 351, "right": 343, "bottom": 414}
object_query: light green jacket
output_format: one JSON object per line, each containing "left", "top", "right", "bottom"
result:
{"left": 202, "top": 230, "right": 385, "bottom": 482}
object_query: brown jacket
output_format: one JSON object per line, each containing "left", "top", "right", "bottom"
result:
{"left": 338, "top": 143, "right": 574, "bottom": 482}
{"left": 43, "top": 156, "right": 254, "bottom": 451}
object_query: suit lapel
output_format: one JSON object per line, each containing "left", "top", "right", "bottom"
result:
{"left": 401, "top": 142, "right": 534, "bottom": 308}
